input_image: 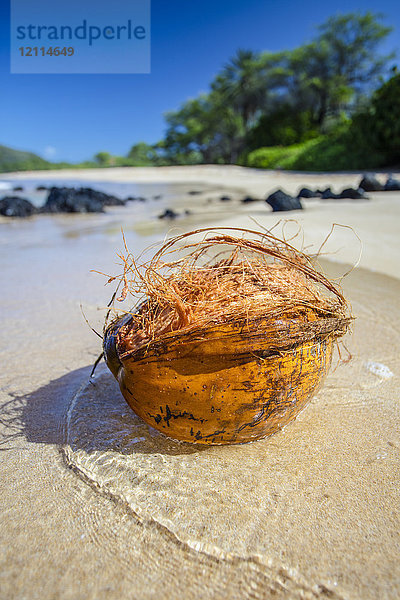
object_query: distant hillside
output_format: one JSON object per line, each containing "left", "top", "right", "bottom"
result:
{"left": 0, "top": 144, "right": 51, "bottom": 172}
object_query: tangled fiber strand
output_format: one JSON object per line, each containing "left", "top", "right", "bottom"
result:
{"left": 103, "top": 227, "right": 352, "bottom": 357}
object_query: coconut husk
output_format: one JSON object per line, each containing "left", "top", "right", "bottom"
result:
{"left": 105, "top": 227, "right": 351, "bottom": 353}
{"left": 101, "top": 227, "right": 352, "bottom": 445}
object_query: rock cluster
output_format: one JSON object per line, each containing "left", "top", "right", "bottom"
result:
{"left": 1, "top": 173, "right": 400, "bottom": 218}
{"left": 266, "top": 190, "right": 303, "bottom": 212}
{"left": 42, "top": 187, "right": 125, "bottom": 213}
{"left": 0, "top": 186, "right": 127, "bottom": 217}
{"left": 0, "top": 196, "right": 37, "bottom": 217}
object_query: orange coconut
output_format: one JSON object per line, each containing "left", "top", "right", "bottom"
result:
{"left": 103, "top": 228, "right": 351, "bottom": 445}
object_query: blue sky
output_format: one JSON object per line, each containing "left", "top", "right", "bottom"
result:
{"left": 1, "top": 0, "right": 399, "bottom": 162}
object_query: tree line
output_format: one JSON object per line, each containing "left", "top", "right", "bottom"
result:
{"left": 94, "top": 12, "right": 397, "bottom": 170}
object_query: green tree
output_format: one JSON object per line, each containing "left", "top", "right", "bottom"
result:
{"left": 351, "top": 72, "right": 400, "bottom": 165}
{"left": 163, "top": 93, "right": 245, "bottom": 164}
{"left": 249, "top": 12, "right": 393, "bottom": 140}
{"left": 127, "top": 142, "right": 159, "bottom": 166}
{"left": 317, "top": 12, "right": 393, "bottom": 88}
{"left": 94, "top": 151, "right": 113, "bottom": 166}
{"left": 246, "top": 103, "right": 318, "bottom": 149}
{"left": 211, "top": 49, "right": 268, "bottom": 133}
{"left": 299, "top": 12, "right": 393, "bottom": 126}
{"left": 159, "top": 12, "right": 394, "bottom": 165}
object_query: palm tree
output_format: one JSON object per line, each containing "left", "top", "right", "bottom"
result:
{"left": 211, "top": 49, "right": 267, "bottom": 133}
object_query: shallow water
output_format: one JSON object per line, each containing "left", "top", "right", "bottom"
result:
{"left": 64, "top": 265, "right": 400, "bottom": 573}
{"left": 1, "top": 178, "right": 186, "bottom": 207}
{"left": 0, "top": 176, "right": 247, "bottom": 211}
{"left": 1, "top": 177, "right": 400, "bottom": 599}
{"left": 0, "top": 178, "right": 264, "bottom": 254}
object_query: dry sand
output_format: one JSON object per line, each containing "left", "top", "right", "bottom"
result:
{"left": 0, "top": 166, "right": 399, "bottom": 599}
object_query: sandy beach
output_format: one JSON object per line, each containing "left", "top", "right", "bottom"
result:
{"left": 1, "top": 166, "right": 399, "bottom": 600}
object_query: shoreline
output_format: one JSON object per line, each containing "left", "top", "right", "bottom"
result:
{"left": 1, "top": 166, "right": 399, "bottom": 600}
{"left": 1, "top": 165, "right": 399, "bottom": 280}
{"left": 2, "top": 165, "right": 400, "bottom": 195}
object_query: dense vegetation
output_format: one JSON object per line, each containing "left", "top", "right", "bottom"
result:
{"left": 351, "top": 72, "right": 400, "bottom": 166}
{"left": 105, "top": 12, "right": 398, "bottom": 171}
{"left": 246, "top": 71, "right": 400, "bottom": 171}
{"left": 1, "top": 12, "right": 398, "bottom": 173}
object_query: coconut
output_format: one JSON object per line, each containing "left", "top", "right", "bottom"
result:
{"left": 102, "top": 227, "right": 352, "bottom": 445}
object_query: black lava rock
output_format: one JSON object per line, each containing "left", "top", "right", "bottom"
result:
{"left": 188, "top": 190, "right": 202, "bottom": 195}
{"left": 265, "top": 190, "right": 303, "bottom": 212}
{"left": 359, "top": 174, "right": 384, "bottom": 192}
{"left": 385, "top": 176, "right": 400, "bottom": 191}
{"left": 339, "top": 187, "right": 369, "bottom": 200}
{"left": 220, "top": 195, "right": 231, "bottom": 202}
{"left": 241, "top": 196, "right": 259, "bottom": 203}
{"left": 42, "top": 187, "right": 125, "bottom": 214}
{"left": 153, "top": 194, "right": 162, "bottom": 200}
{"left": 158, "top": 208, "right": 179, "bottom": 219}
{"left": 36, "top": 185, "right": 48, "bottom": 191}
{"left": 321, "top": 187, "right": 342, "bottom": 199}
{"left": 0, "top": 196, "right": 37, "bottom": 217}
{"left": 125, "top": 196, "right": 146, "bottom": 202}
{"left": 297, "top": 187, "right": 321, "bottom": 198}
{"left": 13, "top": 185, "right": 24, "bottom": 192}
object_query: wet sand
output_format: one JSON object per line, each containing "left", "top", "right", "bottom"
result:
{"left": 0, "top": 167, "right": 399, "bottom": 599}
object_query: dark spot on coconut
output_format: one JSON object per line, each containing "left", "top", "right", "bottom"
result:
{"left": 148, "top": 412, "right": 162, "bottom": 424}
{"left": 164, "top": 404, "right": 172, "bottom": 427}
